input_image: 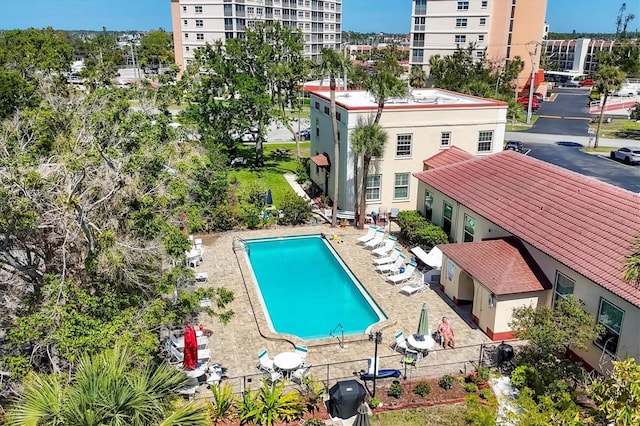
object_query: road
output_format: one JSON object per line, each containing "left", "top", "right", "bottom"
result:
{"left": 526, "top": 87, "right": 592, "bottom": 136}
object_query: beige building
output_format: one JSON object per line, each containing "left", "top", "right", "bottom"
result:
{"left": 409, "top": 0, "right": 548, "bottom": 91}
{"left": 414, "top": 150, "right": 640, "bottom": 373}
{"left": 308, "top": 88, "right": 507, "bottom": 216}
{"left": 171, "top": 0, "right": 342, "bottom": 71}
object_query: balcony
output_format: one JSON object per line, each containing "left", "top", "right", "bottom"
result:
{"left": 413, "top": 41, "right": 425, "bottom": 48}
{"left": 414, "top": 25, "right": 425, "bottom": 32}
{"left": 415, "top": 6, "right": 426, "bottom": 15}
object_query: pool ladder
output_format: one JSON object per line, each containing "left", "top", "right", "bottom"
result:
{"left": 330, "top": 323, "right": 345, "bottom": 349}
{"left": 232, "top": 236, "right": 247, "bottom": 252}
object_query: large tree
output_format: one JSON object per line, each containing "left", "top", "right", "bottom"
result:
{"left": 593, "top": 64, "right": 626, "bottom": 148}
{"left": 139, "top": 30, "right": 175, "bottom": 70}
{"left": 351, "top": 118, "right": 388, "bottom": 229}
{"left": 364, "top": 58, "right": 407, "bottom": 125}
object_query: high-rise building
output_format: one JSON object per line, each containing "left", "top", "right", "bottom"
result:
{"left": 409, "top": 0, "right": 547, "bottom": 91}
{"left": 171, "top": 0, "right": 342, "bottom": 71}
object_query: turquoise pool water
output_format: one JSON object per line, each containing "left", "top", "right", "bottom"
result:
{"left": 244, "top": 235, "right": 386, "bottom": 340}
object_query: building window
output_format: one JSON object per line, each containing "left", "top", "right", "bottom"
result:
{"left": 595, "top": 299, "right": 624, "bottom": 355}
{"left": 457, "top": 1, "right": 469, "bottom": 10}
{"left": 456, "top": 18, "right": 468, "bottom": 27}
{"left": 196, "top": 19, "right": 203, "bottom": 27}
{"left": 480, "top": 18, "right": 486, "bottom": 25}
{"left": 315, "top": 128, "right": 319, "bottom": 137}
{"left": 185, "top": 46, "right": 190, "bottom": 52}
{"left": 196, "top": 33, "right": 204, "bottom": 40}
{"left": 447, "top": 259, "right": 455, "bottom": 281}
{"left": 477, "top": 131, "right": 493, "bottom": 152}
{"left": 336, "top": 112, "right": 341, "bottom": 121}
{"left": 195, "top": 5, "right": 203, "bottom": 13}
{"left": 323, "top": 106, "right": 330, "bottom": 115}
{"left": 553, "top": 272, "right": 575, "bottom": 305}
{"left": 478, "top": 35, "right": 485, "bottom": 42}
{"left": 440, "top": 132, "right": 451, "bottom": 147}
{"left": 424, "top": 190, "right": 433, "bottom": 220}
{"left": 455, "top": 35, "right": 467, "bottom": 44}
{"left": 443, "top": 202, "right": 453, "bottom": 237}
{"left": 314, "top": 101, "right": 319, "bottom": 110}
{"left": 366, "top": 174, "right": 381, "bottom": 201}
{"left": 183, "top": 6, "right": 187, "bottom": 11}
{"left": 184, "top": 33, "right": 189, "bottom": 38}
{"left": 183, "top": 20, "right": 188, "bottom": 25}
{"left": 396, "top": 134, "right": 412, "bottom": 157}
{"left": 481, "top": 0, "right": 488, "bottom": 8}
{"left": 394, "top": 173, "right": 410, "bottom": 200}
{"left": 463, "top": 214, "right": 475, "bottom": 242}
{"left": 476, "top": 51, "right": 485, "bottom": 58}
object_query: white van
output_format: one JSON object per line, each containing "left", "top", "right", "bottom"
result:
{"left": 611, "top": 84, "right": 638, "bottom": 97}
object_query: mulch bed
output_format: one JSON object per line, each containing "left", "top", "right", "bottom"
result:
{"left": 369, "top": 376, "right": 473, "bottom": 412}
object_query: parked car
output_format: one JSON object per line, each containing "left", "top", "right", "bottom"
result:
{"left": 610, "top": 147, "right": 640, "bottom": 164}
{"left": 610, "top": 85, "right": 638, "bottom": 97}
{"left": 504, "top": 140, "right": 524, "bottom": 153}
{"left": 518, "top": 97, "right": 540, "bottom": 111}
{"left": 298, "top": 128, "right": 311, "bottom": 140}
{"left": 579, "top": 79, "right": 595, "bottom": 87}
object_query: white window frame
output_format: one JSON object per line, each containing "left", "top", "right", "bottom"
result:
{"left": 463, "top": 214, "right": 475, "bottom": 242}
{"left": 481, "top": 1, "right": 488, "bottom": 8}
{"left": 366, "top": 174, "right": 382, "bottom": 202}
{"left": 195, "top": 5, "right": 203, "bottom": 13}
{"left": 443, "top": 202, "right": 453, "bottom": 237}
{"left": 396, "top": 134, "right": 412, "bottom": 157}
{"left": 456, "top": 18, "right": 468, "bottom": 27}
{"left": 553, "top": 272, "right": 575, "bottom": 305}
{"left": 457, "top": 1, "right": 469, "bottom": 10}
{"left": 440, "top": 132, "right": 451, "bottom": 147}
{"left": 455, "top": 35, "right": 467, "bottom": 43}
{"left": 393, "top": 173, "right": 410, "bottom": 200}
{"left": 195, "top": 19, "right": 204, "bottom": 27}
{"left": 196, "top": 33, "right": 204, "bottom": 41}
{"left": 595, "top": 298, "right": 624, "bottom": 355}
{"left": 480, "top": 18, "right": 486, "bottom": 26}
{"left": 477, "top": 130, "right": 493, "bottom": 152}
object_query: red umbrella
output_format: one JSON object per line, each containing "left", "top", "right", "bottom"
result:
{"left": 183, "top": 324, "right": 198, "bottom": 370}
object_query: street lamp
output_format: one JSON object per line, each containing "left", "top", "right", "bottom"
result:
{"left": 368, "top": 331, "right": 382, "bottom": 397}
{"left": 526, "top": 41, "right": 541, "bottom": 125}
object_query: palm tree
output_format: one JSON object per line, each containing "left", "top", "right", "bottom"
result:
{"left": 7, "top": 345, "right": 207, "bottom": 426}
{"left": 351, "top": 118, "right": 388, "bottom": 229}
{"left": 624, "top": 238, "right": 640, "bottom": 289}
{"left": 594, "top": 65, "right": 626, "bottom": 148}
{"left": 409, "top": 65, "right": 426, "bottom": 88}
{"left": 364, "top": 67, "right": 407, "bottom": 125}
{"left": 320, "top": 48, "right": 349, "bottom": 227}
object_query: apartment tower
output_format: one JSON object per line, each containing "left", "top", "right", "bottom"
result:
{"left": 409, "top": 0, "right": 547, "bottom": 91}
{"left": 171, "top": 0, "right": 342, "bottom": 71}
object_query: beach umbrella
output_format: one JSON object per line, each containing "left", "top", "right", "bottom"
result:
{"left": 266, "top": 189, "right": 273, "bottom": 205}
{"left": 182, "top": 324, "right": 198, "bottom": 370}
{"left": 417, "top": 303, "right": 430, "bottom": 336}
{"left": 353, "top": 402, "right": 371, "bottom": 426}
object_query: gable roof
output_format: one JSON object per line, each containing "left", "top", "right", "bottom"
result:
{"left": 423, "top": 146, "right": 474, "bottom": 169}
{"left": 413, "top": 150, "right": 640, "bottom": 307}
{"left": 438, "top": 237, "right": 552, "bottom": 295}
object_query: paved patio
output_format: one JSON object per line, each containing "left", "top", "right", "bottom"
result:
{"left": 188, "top": 222, "right": 493, "bottom": 395}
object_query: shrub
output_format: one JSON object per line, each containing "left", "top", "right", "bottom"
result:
{"left": 479, "top": 388, "right": 494, "bottom": 400}
{"left": 369, "top": 396, "right": 381, "bottom": 408}
{"left": 475, "top": 366, "right": 490, "bottom": 382}
{"left": 208, "top": 383, "right": 235, "bottom": 422}
{"left": 305, "top": 419, "right": 324, "bottom": 426}
{"left": 208, "top": 203, "right": 237, "bottom": 231}
{"left": 413, "top": 381, "right": 432, "bottom": 397}
{"left": 439, "top": 375, "right": 454, "bottom": 390}
{"left": 396, "top": 210, "right": 448, "bottom": 248}
{"left": 463, "top": 382, "right": 479, "bottom": 393}
{"left": 279, "top": 193, "right": 312, "bottom": 225}
{"left": 296, "top": 158, "right": 310, "bottom": 184}
{"left": 387, "top": 383, "right": 404, "bottom": 399}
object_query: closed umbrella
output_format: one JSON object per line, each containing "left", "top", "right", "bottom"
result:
{"left": 182, "top": 324, "right": 197, "bottom": 370}
{"left": 266, "top": 189, "right": 273, "bottom": 205}
{"left": 353, "top": 402, "right": 371, "bottom": 426}
{"left": 417, "top": 303, "right": 430, "bottom": 336}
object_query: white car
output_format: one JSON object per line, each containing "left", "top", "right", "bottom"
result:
{"left": 610, "top": 147, "right": 640, "bottom": 164}
{"left": 611, "top": 85, "right": 638, "bottom": 97}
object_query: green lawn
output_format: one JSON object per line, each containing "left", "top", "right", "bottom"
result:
{"left": 370, "top": 404, "right": 468, "bottom": 426}
{"left": 505, "top": 115, "right": 539, "bottom": 131}
{"left": 593, "top": 118, "right": 640, "bottom": 140}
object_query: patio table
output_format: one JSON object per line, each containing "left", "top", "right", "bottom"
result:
{"left": 273, "top": 351, "right": 303, "bottom": 377}
{"left": 407, "top": 333, "right": 435, "bottom": 353}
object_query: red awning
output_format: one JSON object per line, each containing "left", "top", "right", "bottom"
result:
{"left": 310, "top": 153, "right": 330, "bottom": 168}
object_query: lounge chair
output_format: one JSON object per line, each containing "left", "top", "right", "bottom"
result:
{"left": 356, "top": 226, "right": 378, "bottom": 244}
{"left": 371, "top": 237, "right": 396, "bottom": 257}
{"left": 257, "top": 348, "right": 275, "bottom": 373}
{"left": 387, "top": 263, "right": 417, "bottom": 285}
{"left": 373, "top": 247, "right": 401, "bottom": 266}
{"left": 375, "top": 254, "right": 406, "bottom": 274}
{"left": 167, "top": 342, "right": 211, "bottom": 365}
{"left": 364, "top": 230, "right": 386, "bottom": 249}
{"left": 392, "top": 330, "right": 408, "bottom": 353}
{"left": 399, "top": 272, "right": 428, "bottom": 296}
{"left": 294, "top": 345, "right": 308, "bottom": 363}
{"left": 410, "top": 246, "right": 443, "bottom": 270}
{"left": 168, "top": 330, "right": 209, "bottom": 350}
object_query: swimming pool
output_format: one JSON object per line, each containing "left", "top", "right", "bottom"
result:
{"left": 244, "top": 234, "right": 386, "bottom": 340}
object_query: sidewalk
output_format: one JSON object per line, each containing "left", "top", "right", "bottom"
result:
{"left": 505, "top": 131, "right": 632, "bottom": 148}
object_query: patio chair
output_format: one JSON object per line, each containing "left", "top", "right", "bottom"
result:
{"left": 291, "top": 365, "right": 312, "bottom": 384}
{"left": 364, "top": 230, "right": 386, "bottom": 249}
{"left": 389, "top": 208, "right": 400, "bottom": 221}
{"left": 377, "top": 207, "right": 388, "bottom": 224}
{"left": 194, "top": 238, "right": 202, "bottom": 249}
{"left": 392, "top": 330, "right": 408, "bottom": 354}
{"left": 263, "top": 369, "right": 284, "bottom": 384}
{"left": 375, "top": 254, "right": 406, "bottom": 274}
{"left": 166, "top": 342, "right": 211, "bottom": 365}
{"left": 373, "top": 247, "right": 402, "bottom": 266}
{"left": 257, "top": 348, "right": 275, "bottom": 372}
{"left": 371, "top": 237, "right": 397, "bottom": 257}
{"left": 387, "top": 263, "right": 417, "bottom": 285}
{"left": 168, "top": 330, "right": 209, "bottom": 350}
{"left": 356, "top": 226, "right": 378, "bottom": 244}
{"left": 294, "top": 345, "right": 308, "bottom": 363}
{"left": 399, "top": 272, "right": 428, "bottom": 296}
{"left": 410, "top": 246, "right": 443, "bottom": 270}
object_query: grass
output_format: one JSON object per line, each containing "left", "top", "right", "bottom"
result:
{"left": 227, "top": 142, "right": 310, "bottom": 206}
{"left": 370, "top": 404, "right": 468, "bottom": 426}
{"left": 593, "top": 118, "right": 640, "bottom": 140}
{"left": 505, "top": 115, "right": 539, "bottom": 131}
{"left": 582, "top": 146, "right": 614, "bottom": 153}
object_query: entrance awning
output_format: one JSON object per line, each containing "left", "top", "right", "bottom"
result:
{"left": 310, "top": 153, "right": 331, "bottom": 169}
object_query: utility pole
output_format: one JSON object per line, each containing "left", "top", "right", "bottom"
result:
{"left": 527, "top": 42, "right": 540, "bottom": 125}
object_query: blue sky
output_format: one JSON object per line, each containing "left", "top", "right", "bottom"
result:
{"left": 0, "top": 0, "right": 638, "bottom": 34}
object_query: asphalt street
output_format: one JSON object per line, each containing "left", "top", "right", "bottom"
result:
{"left": 526, "top": 87, "right": 592, "bottom": 136}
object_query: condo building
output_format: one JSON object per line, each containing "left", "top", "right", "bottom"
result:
{"left": 171, "top": 0, "right": 342, "bottom": 71}
{"left": 409, "top": 0, "right": 547, "bottom": 91}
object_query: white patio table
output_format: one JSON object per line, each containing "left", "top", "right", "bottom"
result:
{"left": 273, "top": 352, "right": 303, "bottom": 377}
{"left": 407, "top": 333, "right": 436, "bottom": 353}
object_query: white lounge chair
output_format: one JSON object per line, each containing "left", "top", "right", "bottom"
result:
{"left": 392, "top": 330, "right": 408, "bottom": 354}
{"left": 387, "top": 263, "right": 417, "bottom": 285}
{"left": 410, "top": 246, "right": 443, "bottom": 270}
{"left": 167, "top": 342, "right": 211, "bottom": 364}
{"left": 168, "top": 330, "right": 209, "bottom": 350}
{"left": 376, "top": 254, "right": 406, "bottom": 274}
{"left": 364, "top": 230, "right": 386, "bottom": 249}
{"left": 371, "top": 237, "right": 397, "bottom": 257}
{"left": 400, "top": 272, "right": 428, "bottom": 296}
{"left": 373, "top": 247, "right": 402, "bottom": 266}
{"left": 356, "top": 226, "right": 378, "bottom": 244}
{"left": 257, "top": 348, "right": 275, "bottom": 372}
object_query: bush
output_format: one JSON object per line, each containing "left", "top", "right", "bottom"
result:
{"left": 396, "top": 210, "right": 448, "bottom": 248}
{"left": 630, "top": 103, "right": 640, "bottom": 121}
{"left": 387, "top": 383, "right": 404, "bottom": 399}
{"left": 439, "top": 375, "right": 454, "bottom": 390}
{"left": 413, "top": 381, "right": 431, "bottom": 397}
{"left": 463, "top": 382, "right": 479, "bottom": 393}
{"left": 305, "top": 419, "right": 324, "bottom": 426}
{"left": 369, "top": 396, "right": 380, "bottom": 408}
{"left": 475, "top": 366, "right": 490, "bottom": 382}
{"left": 279, "top": 193, "right": 312, "bottom": 225}
{"left": 296, "top": 158, "right": 310, "bottom": 184}
{"left": 479, "top": 388, "right": 494, "bottom": 400}
{"left": 208, "top": 204, "right": 237, "bottom": 231}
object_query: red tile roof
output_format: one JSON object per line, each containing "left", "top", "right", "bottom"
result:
{"left": 310, "top": 153, "right": 330, "bottom": 168}
{"left": 423, "top": 146, "right": 474, "bottom": 169}
{"left": 438, "top": 238, "right": 552, "bottom": 295}
{"left": 414, "top": 151, "right": 640, "bottom": 307}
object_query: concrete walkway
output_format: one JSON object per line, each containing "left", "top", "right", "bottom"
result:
{"left": 505, "top": 131, "right": 633, "bottom": 148}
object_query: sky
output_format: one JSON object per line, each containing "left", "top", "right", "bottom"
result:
{"left": 0, "top": 0, "right": 638, "bottom": 34}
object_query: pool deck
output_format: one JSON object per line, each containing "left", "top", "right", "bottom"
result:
{"left": 189, "top": 223, "right": 494, "bottom": 394}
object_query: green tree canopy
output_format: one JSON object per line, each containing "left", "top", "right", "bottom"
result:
{"left": 139, "top": 30, "right": 175, "bottom": 68}
{"left": 590, "top": 357, "right": 640, "bottom": 426}
{"left": 0, "top": 27, "right": 73, "bottom": 77}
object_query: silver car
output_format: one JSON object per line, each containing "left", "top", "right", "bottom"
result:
{"left": 610, "top": 147, "right": 640, "bottom": 164}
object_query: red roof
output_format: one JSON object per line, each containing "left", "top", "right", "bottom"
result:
{"left": 423, "top": 146, "right": 474, "bottom": 169}
{"left": 439, "top": 238, "right": 552, "bottom": 295}
{"left": 414, "top": 151, "right": 640, "bottom": 307}
{"left": 310, "top": 153, "right": 330, "bottom": 168}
